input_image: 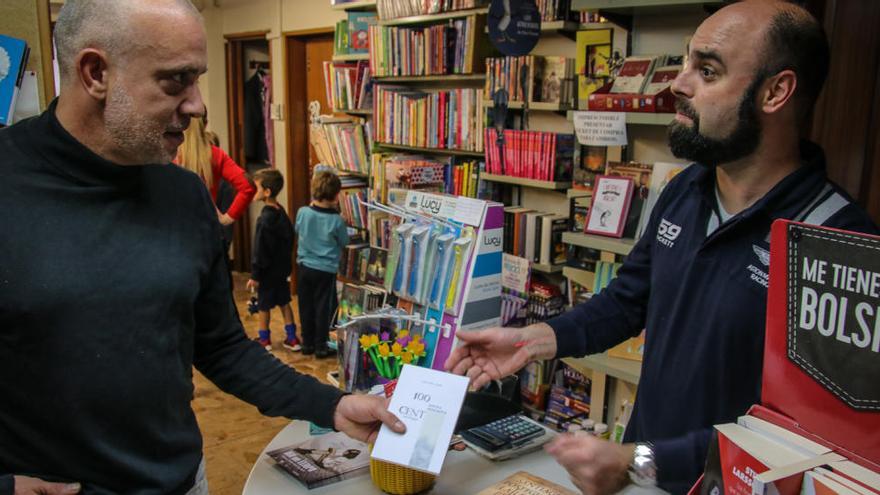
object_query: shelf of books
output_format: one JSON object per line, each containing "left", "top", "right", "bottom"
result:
{"left": 532, "top": 262, "right": 563, "bottom": 274}
{"left": 330, "top": 0, "right": 376, "bottom": 11}
{"left": 376, "top": 7, "right": 489, "bottom": 26}
{"left": 562, "top": 266, "right": 594, "bottom": 289}
{"left": 562, "top": 354, "right": 641, "bottom": 385}
{"left": 323, "top": 59, "right": 373, "bottom": 114}
{"left": 331, "top": 52, "right": 369, "bottom": 62}
{"left": 371, "top": 74, "right": 487, "bottom": 83}
{"left": 373, "top": 142, "right": 483, "bottom": 157}
{"left": 562, "top": 232, "right": 634, "bottom": 255}
{"left": 484, "top": 101, "right": 572, "bottom": 112}
{"left": 480, "top": 173, "right": 568, "bottom": 191}
{"left": 567, "top": 189, "right": 592, "bottom": 199}
{"left": 572, "top": 0, "right": 722, "bottom": 12}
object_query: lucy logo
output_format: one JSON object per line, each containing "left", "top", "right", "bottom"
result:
{"left": 656, "top": 219, "right": 682, "bottom": 248}
{"left": 419, "top": 197, "right": 442, "bottom": 214}
{"left": 483, "top": 235, "right": 501, "bottom": 247}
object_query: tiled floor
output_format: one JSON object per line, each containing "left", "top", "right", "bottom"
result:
{"left": 192, "top": 272, "right": 337, "bottom": 494}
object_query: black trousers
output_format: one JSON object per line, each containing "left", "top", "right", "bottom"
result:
{"left": 296, "top": 264, "right": 337, "bottom": 349}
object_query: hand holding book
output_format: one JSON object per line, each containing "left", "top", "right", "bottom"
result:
{"left": 333, "top": 394, "right": 406, "bottom": 444}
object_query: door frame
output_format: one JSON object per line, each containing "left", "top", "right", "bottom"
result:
{"left": 283, "top": 27, "right": 334, "bottom": 294}
{"left": 223, "top": 30, "right": 271, "bottom": 272}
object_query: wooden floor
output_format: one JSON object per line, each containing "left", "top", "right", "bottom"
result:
{"left": 193, "top": 272, "right": 337, "bottom": 494}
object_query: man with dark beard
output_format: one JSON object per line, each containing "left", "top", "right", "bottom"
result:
{"left": 445, "top": 1, "right": 877, "bottom": 494}
{"left": 0, "top": 1, "right": 405, "bottom": 494}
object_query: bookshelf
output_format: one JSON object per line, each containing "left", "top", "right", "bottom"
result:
{"left": 562, "top": 232, "right": 635, "bottom": 255}
{"left": 566, "top": 110, "right": 675, "bottom": 126}
{"left": 532, "top": 262, "right": 564, "bottom": 274}
{"left": 480, "top": 173, "right": 568, "bottom": 191}
{"left": 330, "top": 0, "right": 376, "bottom": 11}
{"left": 372, "top": 74, "right": 486, "bottom": 83}
{"left": 376, "top": 7, "right": 489, "bottom": 26}
{"left": 567, "top": 189, "right": 591, "bottom": 199}
{"left": 331, "top": 53, "right": 369, "bottom": 62}
{"left": 563, "top": 354, "right": 641, "bottom": 385}
{"left": 333, "top": 107, "right": 372, "bottom": 115}
{"left": 562, "top": 266, "right": 594, "bottom": 288}
{"left": 563, "top": 353, "right": 641, "bottom": 424}
{"left": 373, "top": 142, "right": 484, "bottom": 157}
{"left": 484, "top": 101, "right": 572, "bottom": 112}
{"left": 573, "top": 0, "right": 721, "bottom": 12}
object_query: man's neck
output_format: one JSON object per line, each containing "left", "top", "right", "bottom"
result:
{"left": 55, "top": 94, "right": 121, "bottom": 164}
{"left": 715, "top": 134, "right": 801, "bottom": 215}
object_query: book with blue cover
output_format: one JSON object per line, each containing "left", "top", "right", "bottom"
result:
{"left": 0, "top": 34, "right": 29, "bottom": 126}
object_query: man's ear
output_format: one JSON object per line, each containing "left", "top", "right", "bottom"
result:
{"left": 75, "top": 48, "right": 111, "bottom": 101}
{"left": 761, "top": 69, "right": 797, "bottom": 115}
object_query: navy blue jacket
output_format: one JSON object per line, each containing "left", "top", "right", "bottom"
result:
{"left": 547, "top": 141, "right": 878, "bottom": 493}
{"left": 251, "top": 204, "right": 294, "bottom": 283}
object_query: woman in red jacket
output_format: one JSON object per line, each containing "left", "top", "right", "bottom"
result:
{"left": 176, "top": 116, "right": 255, "bottom": 225}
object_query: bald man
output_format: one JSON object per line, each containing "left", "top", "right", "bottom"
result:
{"left": 0, "top": 1, "right": 403, "bottom": 493}
{"left": 446, "top": 2, "right": 877, "bottom": 493}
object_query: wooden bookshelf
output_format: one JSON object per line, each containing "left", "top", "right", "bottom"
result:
{"left": 541, "top": 20, "right": 580, "bottom": 32}
{"left": 484, "top": 101, "right": 572, "bottom": 112}
{"left": 331, "top": 52, "right": 369, "bottom": 62}
{"left": 566, "top": 110, "right": 675, "bottom": 126}
{"left": 567, "top": 189, "right": 592, "bottom": 199}
{"left": 480, "top": 173, "right": 568, "bottom": 191}
{"left": 562, "top": 232, "right": 635, "bottom": 255}
{"left": 334, "top": 107, "right": 373, "bottom": 115}
{"left": 562, "top": 266, "right": 595, "bottom": 288}
{"left": 372, "top": 74, "right": 486, "bottom": 83}
{"left": 532, "top": 262, "right": 563, "bottom": 274}
{"left": 373, "top": 142, "right": 484, "bottom": 157}
{"left": 562, "top": 353, "right": 641, "bottom": 385}
{"left": 330, "top": 0, "right": 376, "bottom": 11}
{"left": 339, "top": 170, "right": 370, "bottom": 178}
{"left": 573, "top": 0, "right": 721, "bottom": 12}
{"left": 377, "top": 7, "right": 489, "bottom": 26}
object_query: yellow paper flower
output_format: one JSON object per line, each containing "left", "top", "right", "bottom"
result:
{"left": 359, "top": 335, "right": 372, "bottom": 349}
{"left": 397, "top": 329, "right": 409, "bottom": 338}
{"left": 401, "top": 350, "right": 413, "bottom": 364}
{"left": 378, "top": 342, "right": 390, "bottom": 357}
{"left": 369, "top": 334, "right": 379, "bottom": 347}
{"left": 391, "top": 342, "right": 403, "bottom": 356}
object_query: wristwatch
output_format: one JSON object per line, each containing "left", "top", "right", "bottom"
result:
{"left": 628, "top": 442, "right": 658, "bottom": 487}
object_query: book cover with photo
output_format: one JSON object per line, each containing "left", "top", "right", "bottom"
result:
{"left": 0, "top": 34, "right": 29, "bottom": 126}
{"left": 576, "top": 28, "right": 613, "bottom": 107}
{"left": 365, "top": 247, "right": 388, "bottom": 286}
{"left": 476, "top": 471, "right": 578, "bottom": 495}
{"left": 266, "top": 431, "right": 371, "bottom": 489}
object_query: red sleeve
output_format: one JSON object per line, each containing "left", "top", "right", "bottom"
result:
{"left": 211, "top": 146, "right": 256, "bottom": 220}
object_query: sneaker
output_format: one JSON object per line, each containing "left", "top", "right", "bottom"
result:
{"left": 255, "top": 337, "right": 271, "bottom": 351}
{"left": 283, "top": 337, "right": 302, "bottom": 352}
{"left": 301, "top": 345, "right": 316, "bottom": 356}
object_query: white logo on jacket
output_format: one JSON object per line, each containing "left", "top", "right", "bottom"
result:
{"left": 656, "top": 218, "right": 682, "bottom": 248}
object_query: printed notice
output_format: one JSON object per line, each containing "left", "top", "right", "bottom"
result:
{"left": 572, "top": 111, "right": 627, "bottom": 146}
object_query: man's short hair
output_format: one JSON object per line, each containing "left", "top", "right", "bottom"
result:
{"left": 54, "top": 0, "right": 200, "bottom": 82}
{"left": 254, "top": 168, "right": 284, "bottom": 198}
{"left": 760, "top": 5, "right": 830, "bottom": 122}
{"left": 311, "top": 171, "right": 342, "bottom": 202}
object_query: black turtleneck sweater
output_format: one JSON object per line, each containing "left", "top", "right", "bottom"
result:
{"left": 0, "top": 102, "right": 343, "bottom": 494}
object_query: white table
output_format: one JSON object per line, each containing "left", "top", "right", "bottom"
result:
{"left": 243, "top": 420, "right": 580, "bottom": 494}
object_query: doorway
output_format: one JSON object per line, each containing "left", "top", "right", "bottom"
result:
{"left": 224, "top": 31, "right": 273, "bottom": 273}
{"left": 284, "top": 28, "right": 334, "bottom": 294}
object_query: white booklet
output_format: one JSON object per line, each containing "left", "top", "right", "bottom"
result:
{"left": 370, "top": 364, "right": 469, "bottom": 475}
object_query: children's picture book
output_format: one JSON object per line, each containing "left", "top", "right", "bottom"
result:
{"left": 609, "top": 56, "right": 657, "bottom": 94}
{"left": 365, "top": 247, "right": 388, "bottom": 286}
{"left": 585, "top": 175, "right": 634, "bottom": 238}
{"left": 347, "top": 12, "right": 376, "bottom": 53}
{"left": 371, "top": 364, "right": 469, "bottom": 475}
{"left": 266, "top": 431, "right": 371, "bottom": 489}
{"left": 476, "top": 471, "right": 579, "bottom": 495}
{"left": 576, "top": 28, "right": 613, "bottom": 107}
{"left": 0, "top": 34, "right": 30, "bottom": 126}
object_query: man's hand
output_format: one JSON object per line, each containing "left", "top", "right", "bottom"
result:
{"left": 443, "top": 323, "right": 557, "bottom": 390}
{"left": 217, "top": 212, "right": 235, "bottom": 226}
{"left": 333, "top": 394, "right": 406, "bottom": 444}
{"left": 246, "top": 279, "right": 259, "bottom": 291}
{"left": 13, "top": 476, "right": 80, "bottom": 495}
{"left": 545, "top": 433, "right": 634, "bottom": 495}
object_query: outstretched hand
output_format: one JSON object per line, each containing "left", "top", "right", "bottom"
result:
{"left": 333, "top": 394, "right": 406, "bottom": 444}
{"left": 13, "top": 476, "right": 81, "bottom": 495}
{"left": 444, "top": 323, "right": 557, "bottom": 390}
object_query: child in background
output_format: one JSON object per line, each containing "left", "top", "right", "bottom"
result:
{"left": 247, "top": 169, "right": 300, "bottom": 351}
{"left": 296, "top": 171, "right": 348, "bottom": 358}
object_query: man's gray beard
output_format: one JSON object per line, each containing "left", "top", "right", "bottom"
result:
{"left": 105, "top": 84, "right": 170, "bottom": 164}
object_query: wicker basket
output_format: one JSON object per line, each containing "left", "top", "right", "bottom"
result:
{"left": 369, "top": 456, "right": 436, "bottom": 494}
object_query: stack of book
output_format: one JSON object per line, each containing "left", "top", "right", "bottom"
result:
{"left": 368, "top": 15, "right": 486, "bottom": 77}
{"left": 543, "top": 363, "right": 591, "bottom": 431}
{"left": 322, "top": 60, "right": 373, "bottom": 112}
{"left": 536, "top": 0, "right": 576, "bottom": 22}
{"left": 501, "top": 208, "right": 569, "bottom": 266}
{"left": 333, "top": 11, "right": 377, "bottom": 56}
{"left": 310, "top": 118, "right": 372, "bottom": 175}
{"left": 337, "top": 282, "right": 386, "bottom": 325}
{"left": 485, "top": 130, "right": 575, "bottom": 182}
{"left": 527, "top": 281, "right": 565, "bottom": 325}
{"left": 445, "top": 159, "right": 481, "bottom": 198}
{"left": 376, "top": 0, "right": 487, "bottom": 21}
{"left": 609, "top": 55, "right": 682, "bottom": 95}
{"left": 339, "top": 243, "right": 370, "bottom": 281}
{"left": 370, "top": 153, "right": 450, "bottom": 204}
{"left": 339, "top": 185, "right": 369, "bottom": 230}
{"left": 485, "top": 55, "right": 575, "bottom": 106}
{"left": 374, "top": 86, "right": 484, "bottom": 151}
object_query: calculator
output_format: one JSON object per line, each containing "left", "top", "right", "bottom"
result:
{"left": 460, "top": 414, "right": 546, "bottom": 452}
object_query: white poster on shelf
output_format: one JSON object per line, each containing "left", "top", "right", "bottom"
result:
{"left": 572, "top": 111, "right": 628, "bottom": 146}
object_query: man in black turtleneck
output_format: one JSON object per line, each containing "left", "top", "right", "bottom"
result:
{"left": 0, "top": 1, "right": 403, "bottom": 494}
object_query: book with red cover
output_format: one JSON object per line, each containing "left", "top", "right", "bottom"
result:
{"left": 763, "top": 220, "right": 880, "bottom": 468}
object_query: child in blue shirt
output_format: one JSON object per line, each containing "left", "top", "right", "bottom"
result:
{"left": 295, "top": 171, "right": 349, "bottom": 358}
{"left": 246, "top": 168, "right": 300, "bottom": 351}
